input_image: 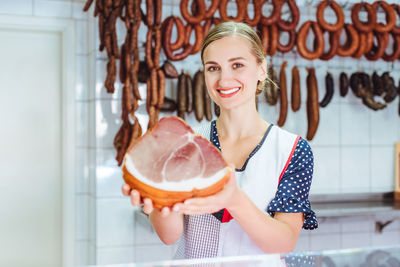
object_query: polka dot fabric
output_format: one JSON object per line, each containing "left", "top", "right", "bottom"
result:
{"left": 267, "top": 137, "right": 318, "bottom": 230}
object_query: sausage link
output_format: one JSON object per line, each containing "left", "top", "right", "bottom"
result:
{"left": 177, "top": 72, "right": 187, "bottom": 119}
{"left": 277, "top": 62, "right": 288, "bottom": 127}
{"left": 150, "top": 68, "right": 158, "bottom": 106}
{"left": 291, "top": 66, "right": 301, "bottom": 112}
{"left": 320, "top": 72, "right": 334, "bottom": 108}
{"left": 306, "top": 68, "right": 319, "bottom": 141}
{"left": 145, "top": 29, "right": 154, "bottom": 69}
{"left": 339, "top": 72, "right": 349, "bottom": 97}
{"left": 157, "top": 69, "right": 166, "bottom": 109}
{"left": 186, "top": 73, "right": 194, "bottom": 113}
{"left": 194, "top": 70, "right": 205, "bottom": 122}
{"left": 153, "top": 26, "right": 162, "bottom": 68}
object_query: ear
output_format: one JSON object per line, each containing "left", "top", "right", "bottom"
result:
{"left": 258, "top": 59, "right": 268, "bottom": 81}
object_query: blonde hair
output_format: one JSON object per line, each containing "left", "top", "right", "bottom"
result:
{"left": 200, "top": 21, "right": 269, "bottom": 95}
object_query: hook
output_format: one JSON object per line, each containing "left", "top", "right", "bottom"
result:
{"left": 340, "top": 0, "right": 350, "bottom": 9}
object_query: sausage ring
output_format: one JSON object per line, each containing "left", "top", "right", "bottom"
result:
{"left": 391, "top": 4, "right": 400, "bottom": 35}
{"left": 296, "top": 21, "right": 325, "bottom": 60}
{"left": 162, "top": 18, "right": 193, "bottom": 61}
{"left": 352, "top": 32, "right": 367, "bottom": 58}
{"left": 258, "top": 24, "right": 269, "bottom": 55}
{"left": 244, "top": 0, "right": 262, "bottom": 27}
{"left": 184, "top": 23, "right": 204, "bottom": 55}
{"left": 277, "top": 0, "right": 299, "bottom": 31}
{"left": 351, "top": 3, "right": 376, "bottom": 33}
{"left": 219, "top": 0, "right": 248, "bottom": 22}
{"left": 365, "top": 31, "right": 389, "bottom": 61}
{"left": 382, "top": 32, "right": 400, "bottom": 61}
{"left": 276, "top": 28, "right": 296, "bottom": 53}
{"left": 318, "top": 30, "right": 340, "bottom": 60}
{"left": 372, "top": 1, "right": 396, "bottom": 33}
{"left": 204, "top": 0, "right": 220, "bottom": 19}
{"left": 337, "top": 24, "right": 360, "bottom": 57}
{"left": 167, "top": 16, "right": 185, "bottom": 51}
{"left": 180, "top": 0, "right": 206, "bottom": 24}
{"left": 268, "top": 24, "right": 278, "bottom": 56}
{"left": 316, "top": 0, "right": 344, "bottom": 32}
{"left": 260, "top": 0, "right": 282, "bottom": 26}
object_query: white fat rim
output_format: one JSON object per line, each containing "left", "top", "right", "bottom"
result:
{"left": 124, "top": 153, "right": 228, "bottom": 192}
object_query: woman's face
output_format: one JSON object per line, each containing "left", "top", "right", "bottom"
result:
{"left": 203, "top": 35, "right": 266, "bottom": 110}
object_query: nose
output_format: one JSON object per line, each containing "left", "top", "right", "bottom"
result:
{"left": 218, "top": 68, "right": 234, "bottom": 88}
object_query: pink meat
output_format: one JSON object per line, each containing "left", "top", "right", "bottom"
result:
{"left": 126, "top": 116, "right": 227, "bottom": 183}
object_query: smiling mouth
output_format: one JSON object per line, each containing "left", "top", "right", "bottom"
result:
{"left": 217, "top": 87, "right": 241, "bottom": 97}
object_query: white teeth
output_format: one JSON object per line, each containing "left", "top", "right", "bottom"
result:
{"left": 219, "top": 87, "right": 240, "bottom": 95}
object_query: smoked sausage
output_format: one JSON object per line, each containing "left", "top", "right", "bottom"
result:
{"left": 219, "top": 0, "right": 248, "bottom": 22}
{"left": 277, "top": 62, "right": 288, "bottom": 127}
{"left": 277, "top": 0, "right": 299, "bottom": 31}
{"left": 306, "top": 68, "right": 319, "bottom": 141}
{"left": 317, "top": 0, "right": 344, "bottom": 32}
{"left": 260, "top": 0, "right": 282, "bottom": 26}
{"left": 194, "top": 70, "right": 205, "bottom": 122}
{"left": 320, "top": 72, "right": 334, "bottom": 108}
{"left": 291, "top": 66, "right": 301, "bottom": 112}
{"left": 296, "top": 21, "right": 324, "bottom": 60}
{"left": 180, "top": 0, "right": 205, "bottom": 24}
{"left": 351, "top": 3, "right": 376, "bottom": 33}
{"left": 372, "top": 1, "right": 396, "bottom": 33}
{"left": 337, "top": 24, "right": 360, "bottom": 57}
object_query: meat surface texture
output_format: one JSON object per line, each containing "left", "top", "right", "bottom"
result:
{"left": 122, "top": 116, "right": 230, "bottom": 208}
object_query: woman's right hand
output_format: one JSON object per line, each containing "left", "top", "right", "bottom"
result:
{"left": 121, "top": 183, "right": 175, "bottom": 217}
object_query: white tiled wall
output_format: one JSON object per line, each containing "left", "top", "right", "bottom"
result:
{"left": 3, "top": 0, "right": 400, "bottom": 266}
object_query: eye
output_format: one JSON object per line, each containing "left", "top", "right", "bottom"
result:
{"left": 207, "top": 66, "right": 219, "bottom": 72}
{"left": 233, "top": 63, "right": 243, "bottom": 69}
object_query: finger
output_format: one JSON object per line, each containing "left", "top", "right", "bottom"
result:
{"left": 130, "top": 190, "right": 141, "bottom": 206}
{"left": 184, "top": 195, "right": 215, "bottom": 206}
{"left": 121, "top": 183, "right": 131, "bottom": 196}
{"left": 161, "top": 206, "right": 170, "bottom": 217}
{"left": 142, "top": 198, "right": 154, "bottom": 214}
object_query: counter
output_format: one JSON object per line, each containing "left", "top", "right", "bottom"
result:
{"left": 88, "top": 245, "right": 400, "bottom": 267}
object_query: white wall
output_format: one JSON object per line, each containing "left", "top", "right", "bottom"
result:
{"left": 2, "top": 0, "right": 400, "bottom": 266}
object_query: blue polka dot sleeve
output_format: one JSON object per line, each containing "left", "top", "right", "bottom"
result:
{"left": 267, "top": 137, "right": 318, "bottom": 230}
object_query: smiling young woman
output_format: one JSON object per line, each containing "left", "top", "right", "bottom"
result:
{"left": 122, "top": 21, "right": 318, "bottom": 260}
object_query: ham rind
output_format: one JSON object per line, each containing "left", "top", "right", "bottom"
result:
{"left": 124, "top": 116, "right": 228, "bottom": 191}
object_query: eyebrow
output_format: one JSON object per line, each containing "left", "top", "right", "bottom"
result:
{"left": 204, "top": 57, "right": 247, "bottom": 65}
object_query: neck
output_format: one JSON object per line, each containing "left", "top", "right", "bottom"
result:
{"left": 216, "top": 102, "right": 268, "bottom": 141}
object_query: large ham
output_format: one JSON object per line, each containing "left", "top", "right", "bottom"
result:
{"left": 122, "top": 116, "right": 230, "bottom": 209}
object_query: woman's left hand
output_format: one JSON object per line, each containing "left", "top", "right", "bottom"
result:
{"left": 173, "top": 165, "right": 241, "bottom": 215}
